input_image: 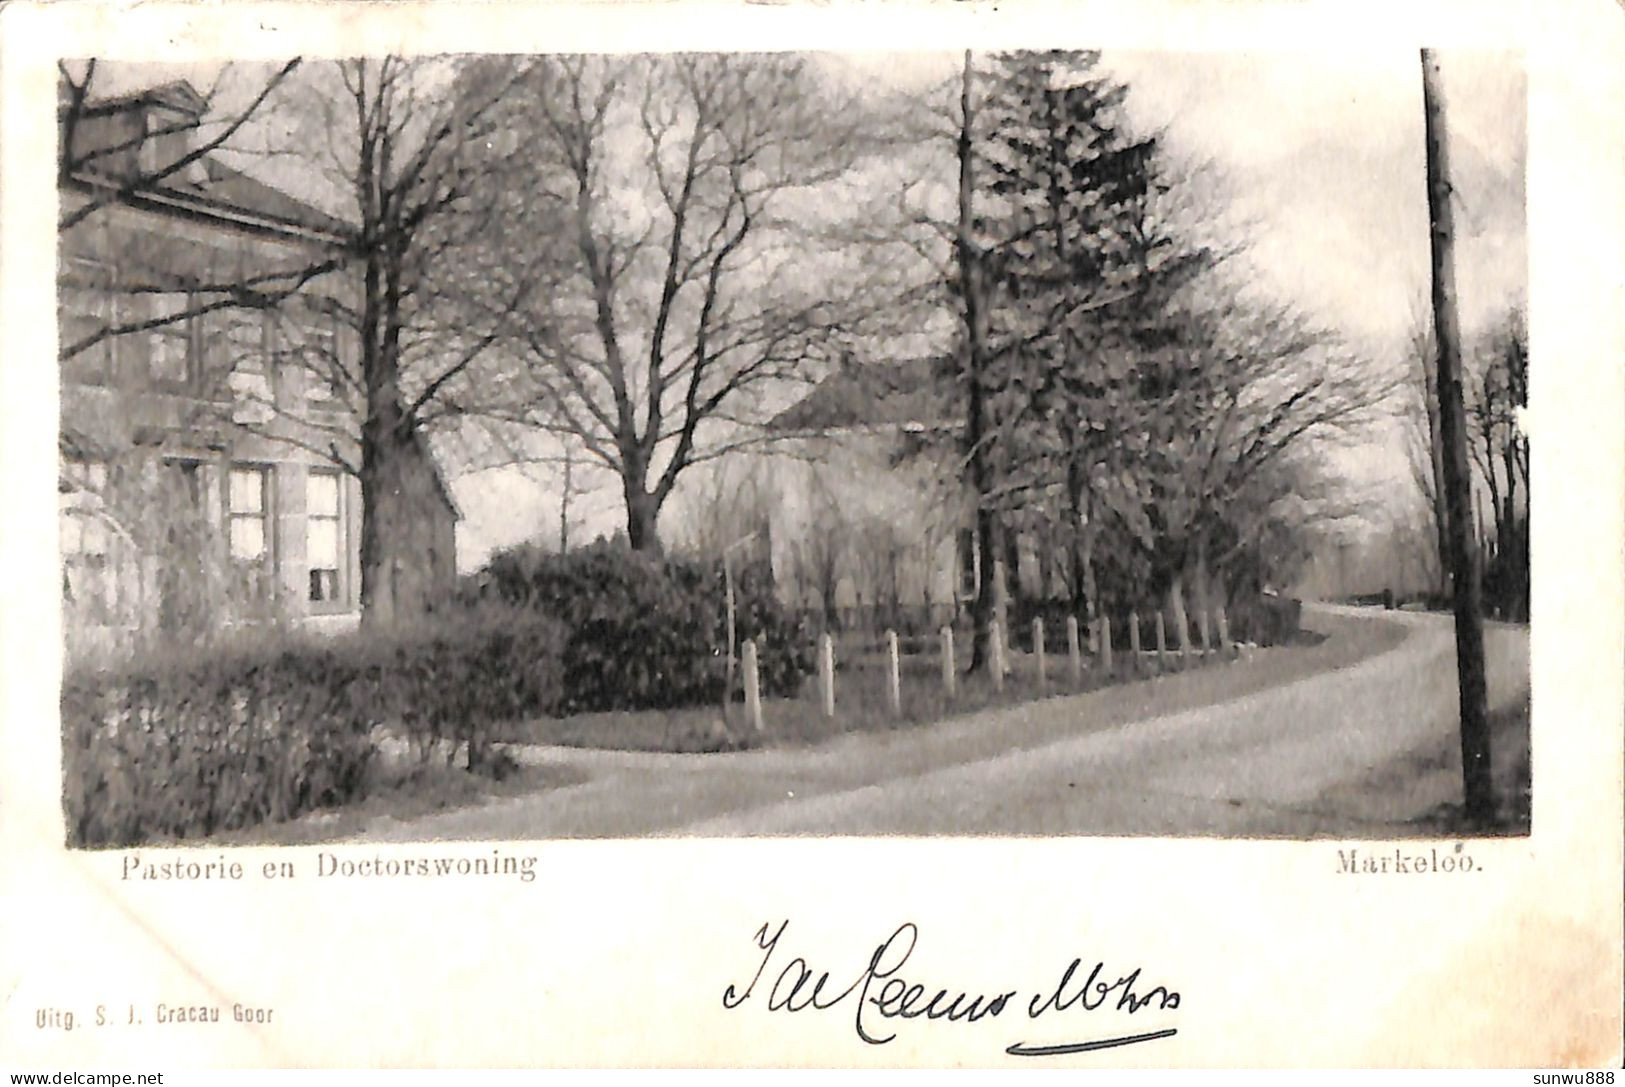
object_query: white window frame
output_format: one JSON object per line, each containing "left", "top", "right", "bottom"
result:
{"left": 148, "top": 291, "right": 195, "bottom": 391}
{"left": 227, "top": 464, "right": 274, "bottom": 602}
{"left": 305, "top": 467, "right": 347, "bottom": 610}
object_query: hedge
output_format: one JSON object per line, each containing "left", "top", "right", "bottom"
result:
{"left": 61, "top": 603, "right": 565, "bottom": 847}
{"left": 466, "top": 540, "right": 812, "bottom": 714}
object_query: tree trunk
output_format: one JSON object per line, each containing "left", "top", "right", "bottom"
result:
{"left": 559, "top": 444, "right": 573, "bottom": 554}
{"left": 1080, "top": 537, "right": 1098, "bottom": 632}
{"left": 358, "top": 241, "right": 445, "bottom": 630}
{"left": 1065, "top": 455, "right": 1089, "bottom": 620}
{"left": 1422, "top": 49, "right": 1495, "bottom": 826}
{"left": 1168, "top": 571, "right": 1192, "bottom": 655}
{"left": 819, "top": 550, "right": 840, "bottom": 628}
{"left": 1499, "top": 443, "right": 1520, "bottom": 620}
{"left": 1193, "top": 536, "right": 1211, "bottom": 625}
{"left": 626, "top": 488, "right": 661, "bottom": 553}
{"left": 1478, "top": 408, "right": 1503, "bottom": 618}
{"left": 1069, "top": 538, "right": 1087, "bottom": 617}
{"left": 1001, "top": 521, "right": 1022, "bottom": 605}
{"left": 359, "top": 407, "right": 442, "bottom": 629}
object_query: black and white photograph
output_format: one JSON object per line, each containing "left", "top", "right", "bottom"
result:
{"left": 54, "top": 46, "right": 1531, "bottom": 844}
{"left": 3, "top": 0, "right": 1620, "bottom": 1071}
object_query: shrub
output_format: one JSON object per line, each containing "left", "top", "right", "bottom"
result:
{"left": 466, "top": 540, "right": 811, "bottom": 714}
{"left": 62, "top": 633, "right": 380, "bottom": 848}
{"left": 1227, "top": 591, "right": 1302, "bottom": 646}
{"left": 360, "top": 603, "right": 566, "bottom": 769}
{"left": 61, "top": 602, "right": 566, "bottom": 847}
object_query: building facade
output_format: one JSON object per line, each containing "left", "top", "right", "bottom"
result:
{"left": 762, "top": 356, "right": 1044, "bottom": 628}
{"left": 57, "top": 80, "right": 459, "bottom": 659}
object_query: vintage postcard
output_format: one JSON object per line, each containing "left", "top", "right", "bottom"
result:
{"left": 1, "top": 0, "right": 1620, "bottom": 1070}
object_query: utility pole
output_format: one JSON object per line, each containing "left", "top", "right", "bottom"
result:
{"left": 957, "top": 49, "right": 999, "bottom": 674}
{"left": 1421, "top": 49, "right": 1495, "bottom": 825}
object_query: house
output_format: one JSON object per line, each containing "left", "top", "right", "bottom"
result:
{"left": 762, "top": 355, "right": 1042, "bottom": 630}
{"left": 760, "top": 355, "right": 1291, "bottom": 647}
{"left": 56, "top": 79, "right": 460, "bottom": 658}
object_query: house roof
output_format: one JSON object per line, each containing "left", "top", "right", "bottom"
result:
{"left": 769, "top": 356, "right": 955, "bottom": 433}
{"left": 188, "top": 158, "right": 350, "bottom": 236}
{"left": 63, "top": 79, "right": 350, "bottom": 240}
{"left": 67, "top": 156, "right": 350, "bottom": 240}
{"left": 75, "top": 79, "right": 212, "bottom": 119}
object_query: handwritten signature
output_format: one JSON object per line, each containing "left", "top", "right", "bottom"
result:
{"left": 722, "top": 920, "right": 1180, "bottom": 1055}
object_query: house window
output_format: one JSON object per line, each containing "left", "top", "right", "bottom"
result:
{"left": 59, "top": 259, "right": 114, "bottom": 385}
{"left": 223, "top": 311, "right": 264, "bottom": 374}
{"left": 62, "top": 511, "right": 117, "bottom": 623}
{"left": 148, "top": 292, "right": 193, "bottom": 388}
{"left": 220, "top": 311, "right": 276, "bottom": 424}
{"left": 228, "top": 464, "right": 271, "bottom": 564}
{"left": 62, "top": 456, "right": 109, "bottom": 496}
{"left": 306, "top": 469, "right": 345, "bottom": 605}
{"left": 304, "top": 323, "right": 342, "bottom": 404}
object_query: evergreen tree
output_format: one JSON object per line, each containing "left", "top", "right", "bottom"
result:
{"left": 971, "top": 51, "right": 1168, "bottom": 622}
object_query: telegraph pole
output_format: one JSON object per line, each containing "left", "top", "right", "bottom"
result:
{"left": 1421, "top": 50, "right": 1495, "bottom": 825}
{"left": 957, "top": 50, "right": 999, "bottom": 674}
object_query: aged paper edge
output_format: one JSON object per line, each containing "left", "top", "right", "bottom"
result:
{"left": 1, "top": 0, "right": 1621, "bottom": 1069}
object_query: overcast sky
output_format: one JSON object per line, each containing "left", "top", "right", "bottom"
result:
{"left": 99, "top": 48, "right": 1527, "bottom": 355}
{"left": 458, "top": 49, "right": 1526, "bottom": 563}
{"left": 1105, "top": 49, "right": 1525, "bottom": 349}
{"left": 72, "top": 50, "right": 1529, "bottom": 564}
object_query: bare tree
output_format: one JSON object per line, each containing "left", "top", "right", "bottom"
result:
{"left": 59, "top": 57, "right": 554, "bottom": 625}
{"left": 1393, "top": 300, "right": 1528, "bottom": 616}
{"left": 469, "top": 54, "right": 906, "bottom": 553}
{"left": 666, "top": 457, "right": 775, "bottom": 571}
{"left": 1464, "top": 307, "right": 1529, "bottom": 619}
{"left": 803, "top": 492, "right": 851, "bottom": 625}
{"left": 59, "top": 60, "right": 303, "bottom": 232}
{"left": 951, "top": 50, "right": 1001, "bottom": 670}
{"left": 283, "top": 56, "right": 546, "bottom": 624}
{"left": 1396, "top": 317, "right": 1454, "bottom": 597}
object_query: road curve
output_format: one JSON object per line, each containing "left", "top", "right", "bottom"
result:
{"left": 676, "top": 607, "right": 1529, "bottom": 837}
{"left": 351, "top": 606, "right": 1528, "bottom": 841}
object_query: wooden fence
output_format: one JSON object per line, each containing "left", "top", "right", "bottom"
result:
{"left": 733, "top": 604, "right": 1244, "bottom": 730}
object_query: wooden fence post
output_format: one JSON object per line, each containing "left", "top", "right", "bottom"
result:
{"left": 1099, "top": 615, "right": 1113, "bottom": 677}
{"left": 940, "top": 626, "right": 956, "bottom": 699}
{"left": 742, "top": 639, "right": 763, "bottom": 731}
{"left": 886, "top": 629, "right": 902, "bottom": 717}
{"left": 1155, "top": 611, "right": 1168, "bottom": 672}
{"left": 818, "top": 631, "right": 835, "bottom": 719}
{"left": 1033, "top": 617, "right": 1046, "bottom": 693}
{"left": 1128, "top": 610, "right": 1142, "bottom": 675}
{"left": 990, "top": 620, "right": 1006, "bottom": 691}
{"left": 1066, "top": 615, "right": 1082, "bottom": 685}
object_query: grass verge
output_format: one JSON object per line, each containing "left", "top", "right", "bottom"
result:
{"left": 207, "top": 756, "right": 591, "bottom": 847}
{"left": 499, "top": 609, "right": 1407, "bottom": 755}
{"left": 1409, "top": 696, "right": 1533, "bottom": 836}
